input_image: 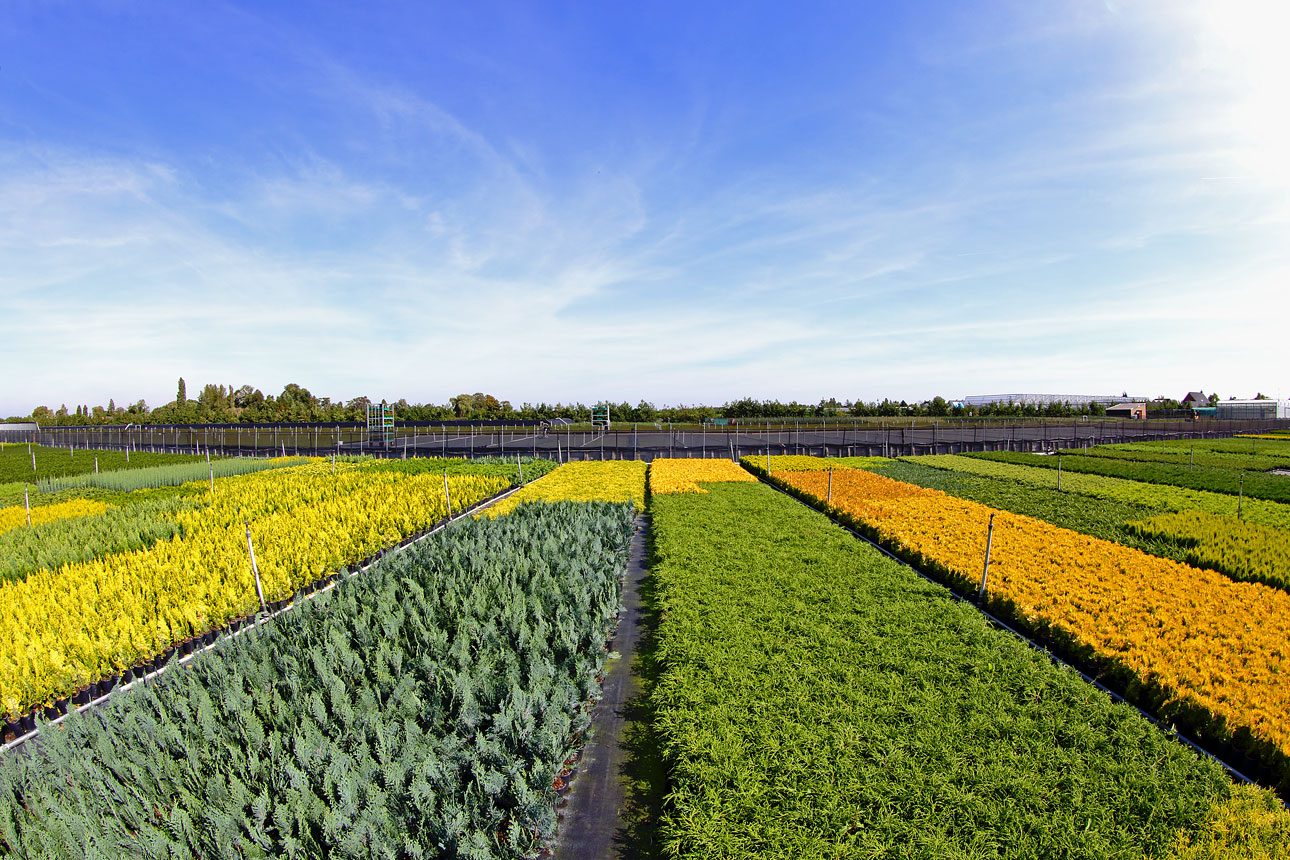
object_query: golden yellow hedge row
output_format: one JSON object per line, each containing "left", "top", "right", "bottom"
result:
{"left": 0, "top": 462, "right": 508, "bottom": 718}
{"left": 0, "top": 498, "right": 110, "bottom": 535}
{"left": 776, "top": 467, "right": 1290, "bottom": 768}
{"left": 483, "top": 461, "right": 646, "bottom": 517}
{"left": 648, "top": 458, "right": 757, "bottom": 494}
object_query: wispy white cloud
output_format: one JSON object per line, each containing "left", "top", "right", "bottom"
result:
{"left": 2, "top": 1, "right": 1287, "bottom": 413}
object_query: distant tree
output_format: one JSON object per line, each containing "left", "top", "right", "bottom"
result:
{"left": 177, "top": 377, "right": 187, "bottom": 405}
{"left": 1254, "top": 392, "right": 1270, "bottom": 400}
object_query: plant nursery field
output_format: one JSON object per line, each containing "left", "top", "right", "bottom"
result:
{"left": 2, "top": 442, "right": 1289, "bottom": 857}
{"left": 649, "top": 459, "right": 1288, "bottom": 857}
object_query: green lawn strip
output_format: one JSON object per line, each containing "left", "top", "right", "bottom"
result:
{"left": 651, "top": 481, "right": 1249, "bottom": 859}
{"left": 964, "top": 451, "right": 1290, "bottom": 503}
{"left": 0, "top": 502, "right": 634, "bottom": 858}
{"left": 916, "top": 455, "right": 1290, "bottom": 530}
{"left": 0, "top": 444, "right": 209, "bottom": 485}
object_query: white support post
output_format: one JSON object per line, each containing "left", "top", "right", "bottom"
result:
{"left": 244, "top": 522, "right": 267, "bottom": 614}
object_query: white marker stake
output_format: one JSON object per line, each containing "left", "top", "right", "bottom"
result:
{"left": 24, "top": 487, "right": 31, "bottom": 528}
{"left": 443, "top": 471, "right": 453, "bottom": 515}
{"left": 245, "top": 522, "right": 267, "bottom": 614}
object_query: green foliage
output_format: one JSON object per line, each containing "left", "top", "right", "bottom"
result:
{"left": 372, "top": 456, "right": 558, "bottom": 486}
{"left": 0, "top": 494, "right": 199, "bottom": 584}
{"left": 1070, "top": 441, "right": 1290, "bottom": 473}
{"left": 871, "top": 459, "right": 1193, "bottom": 561}
{"left": 0, "top": 443, "right": 207, "bottom": 485}
{"left": 919, "top": 454, "right": 1290, "bottom": 529}
{"left": 37, "top": 457, "right": 308, "bottom": 493}
{"left": 649, "top": 481, "right": 1247, "bottom": 858}
{"left": 965, "top": 451, "right": 1290, "bottom": 503}
{"left": 1127, "top": 511, "right": 1290, "bottom": 593}
{"left": 0, "top": 502, "right": 634, "bottom": 859}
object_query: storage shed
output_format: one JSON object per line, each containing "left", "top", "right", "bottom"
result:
{"left": 1105, "top": 402, "right": 1148, "bottom": 420}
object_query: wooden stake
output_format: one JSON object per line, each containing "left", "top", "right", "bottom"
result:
{"left": 827, "top": 468, "right": 833, "bottom": 505}
{"left": 24, "top": 487, "right": 31, "bottom": 528}
{"left": 978, "top": 513, "right": 996, "bottom": 602}
{"left": 443, "top": 471, "right": 453, "bottom": 515}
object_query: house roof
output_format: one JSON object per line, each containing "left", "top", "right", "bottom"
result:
{"left": 1181, "top": 391, "right": 1207, "bottom": 403}
{"left": 1106, "top": 402, "right": 1147, "bottom": 411}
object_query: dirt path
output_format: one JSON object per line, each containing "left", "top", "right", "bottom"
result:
{"left": 556, "top": 516, "right": 654, "bottom": 859}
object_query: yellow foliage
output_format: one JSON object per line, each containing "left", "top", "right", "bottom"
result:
{"left": 649, "top": 458, "right": 757, "bottom": 494}
{"left": 775, "top": 467, "right": 1290, "bottom": 767}
{"left": 0, "top": 461, "right": 507, "bottom": 718}
{"left": 1166, "top": 785, "right": 1290, "bottom": 859}
{"left": 482, "top": 461, "right": 647, "bottom": 516}
{"left": 0, "top": 498, "right": 110, "bottom": 535}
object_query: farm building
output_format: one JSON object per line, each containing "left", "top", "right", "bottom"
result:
{"left": 962, "top": 393, "right": 1146, "bottom": 408}
{"left": 0, "top": 422, "right": 36, "bottom": 441}
{"left": 1105, "top": 402, "right": 1148, "bottom": 419}
{"left": 1181, "top": 391, "right": 1209, "bottom": 408}
{"left": 1215, "top": 399, "right": 1290, "bottom": 420}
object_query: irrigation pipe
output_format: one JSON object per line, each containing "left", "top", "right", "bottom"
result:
{"left": 1, "top": 480, "right": 529, "bottom": 756}
{"left": 751, "top": 469, "right": 1279, "bottom": 801}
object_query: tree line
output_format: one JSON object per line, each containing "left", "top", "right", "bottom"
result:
{"left": 8, "top": 379, "right": 1223, "bottom": 426}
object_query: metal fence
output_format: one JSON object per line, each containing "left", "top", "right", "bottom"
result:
{"left": 18, "top": 417, "right": 1290, "bottom": 461}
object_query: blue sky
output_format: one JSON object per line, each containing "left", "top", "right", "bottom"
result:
{"left": 1, "top": 1, "right": 1286, "bottom": 413}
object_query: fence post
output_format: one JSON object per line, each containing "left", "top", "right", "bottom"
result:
{"left": 978, "top": 513, "right": 996, "bottom": 603}
{"left": 244, "top": 522, "right": 267, "bottom": 614}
